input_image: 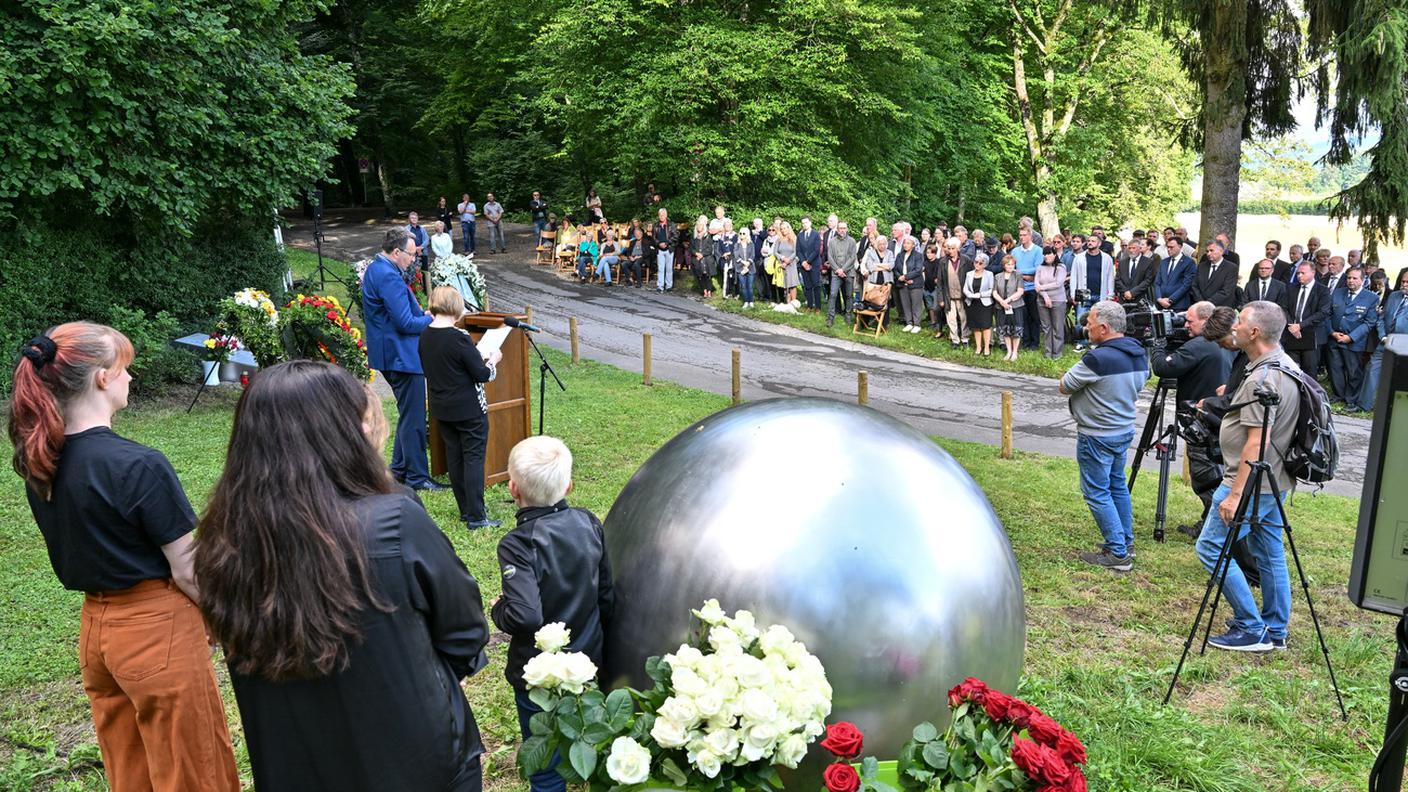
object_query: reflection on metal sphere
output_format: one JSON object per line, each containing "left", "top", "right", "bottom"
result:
{"left": 602, "top": 398, "right": 1025, "bottom": 771}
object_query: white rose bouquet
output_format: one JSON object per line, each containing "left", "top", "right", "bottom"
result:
{"left": 518, "top": 604, "right": 832, "bottom": 792}
{"left": 429, "top": 252, "right": 487, "bottom": 311}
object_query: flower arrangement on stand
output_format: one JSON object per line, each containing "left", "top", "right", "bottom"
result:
{"left": 200, "top": 331, "right": 239, "bottom": 362}
{"left": 349, "top": 258, "right": 372, "bottom": 316}
{"left": 279, "top": 294, "right": 371, "bottom": 381}
{"left": 219, "top": 288, "right": 282, "bottom": 368}
{"left": 429, "top": 253, "right": 487, "bottom": 312}
{"left": 519, "top": 599, "right": 833, "bottom": 791}
{"left": 888, "top": 678, "right": 1087, "bottom": 792}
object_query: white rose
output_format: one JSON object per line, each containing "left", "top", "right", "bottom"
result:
{"left": 605, "top": 737, "right": 652, "bottom": 785}
{"left": 671, "top": 667, "right": 708, "bottom": 697}
{"left": 534, "top": 622, "right": 572, "bottom": 653}
{"left": 665, "top": 645, "right": 705, "bottom": 671}
{"left": 803, "top": 719, "right": 825, "bottom": 739}
{"left": 694, "top": 689, "right": 726, "bottom": 718}
{"left": 728, "top": 610, "right": 760, "bottom": 643}
{"left": 556, "top": 652, "right": 598, "bottom": 694}
{"left": 739, "top": 722, "right": 779, "bottom": 762}
{"left": 694, "top": 654, "right": 723, "bottom": 682}
{"left": 693, "top": 749, "right": 723, "bottom": 779}
{"left": 775, "top": 733, "right": 808, "bottom": 769}
{"left": 703, "top": 727, "right": 740, "bottom": 760}
{"left": 705, "top": 712, "right": 737, "bottom": 733}
{"left": 712, "top": 674, "right": 739, "bottom": 700}
{"left": 522, "top": 652, "right": 563, "bottom": 688}
{"left": 738, "top": 689, "right": 779, "bottom": 724}
{"left": 758, "top": 624, "right": 796, "bottom": 656}
{"left": 658, "top": 696, "right": 700, "bottom": 727}
{"left": 693, "top": 598, "right": 727, "bottom": 625}
{"left": 709, "top": 624, "right": 744, "bottom": 654}
{"left": 651, "top": 716, "right": 690, "bottom": 749}
{"left": 732, "top": 655, "right": 772, "bottom": 690}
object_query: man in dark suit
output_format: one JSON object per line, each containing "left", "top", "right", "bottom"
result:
{"left": 363, "top": 228, "right": 443, "bottom": 491}
{"left": 1192, "top": 240, "right": 1238, "bottom": 308}
{"left": 1252, "top": 240, "right": 1292, "bottom": 283}
{"left": 1154, "top": 236, "right": 1197, "bottom": 311}
{"left": 1326, "top": 267, "right": 1380, "bottom": 402}
{"left": 1115, "top": 236, "right": 1157, "bottom": 304}
{"left": 1245, "top": 258, "right": 1288, "bottom": 312}
{"left": 1283, "top": 261, "right": 1331, "bottom": 374}
{"left": 796, "top": 216, "right": 824, "bottom": 311}
{"left": 1320, "top": 254, "right": 1350, "bottom": 294}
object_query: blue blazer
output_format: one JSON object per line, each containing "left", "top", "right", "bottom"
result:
{"left": 1329, "top": 288, "right": 1380, "bottom": 352}
{"left": 1154, "top": 254, "right": 1196, "bottom": 311}
{"left": 1382, "top": 290, "right": 1408, "bottom": 337}
{"left": 796, "top": 229, "right": 822, "bottom": 266}
{"left": 362, "top": 253, "right": 432, "bottom": 373}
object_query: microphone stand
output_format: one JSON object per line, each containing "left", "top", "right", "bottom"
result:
{"left": 522, "top": 330, "right": 565, "bottom": 435}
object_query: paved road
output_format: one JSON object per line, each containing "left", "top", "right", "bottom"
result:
{"left": 285, "top": 214, "right": 1370, "bottom": 498}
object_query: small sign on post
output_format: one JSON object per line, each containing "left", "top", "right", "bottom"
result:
{"left": 357, "top": 157, "right": 371, "bottom": 173}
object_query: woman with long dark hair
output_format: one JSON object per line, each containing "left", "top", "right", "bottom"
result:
{"left": 8, "top": 322, "right": 239, "bottom": 792}
{"left": 195, "top": 360, "right": 490, "bottom": 792}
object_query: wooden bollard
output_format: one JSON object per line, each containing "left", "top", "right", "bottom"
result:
{"left": 643, "top": 333, "right": 653, "bottom": 386}
{"left": 857, "top": 371, "right": 869, "bottom": 406}
{"left": 1000, "top": 391, "right": 1014, "bottom": 459}
{"left": 525, "top": 305, "right": 533, "bottom": 325}
{"left": 731, "top": 348, "right": 741, "bottom": 405}
{"left": 569, "top": 316, "right": 580, "bottom": 364}
{"left": 1182, "top": 451, "right": 1191, "bottom": 485}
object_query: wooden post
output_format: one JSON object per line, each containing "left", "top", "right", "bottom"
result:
{"left": 731, "top": 348, "right": 741, "bottom": 405}
{"left": 857, "top": 371, "right": 869, "bottom": 406}
{"left": 525, "top": 305, "right": 533, "bottom": 325}
{"left": 569, "top": 316, "right": 580, "bottom": 364}
{"left": 643, "top": 333, "right": 653, "bottom": 386}
{"left": 1182, "top": 451, "right": 1191, "bottom": 485}
{"left": 1000, "top": 391, "right": 1014, "bottom": 459}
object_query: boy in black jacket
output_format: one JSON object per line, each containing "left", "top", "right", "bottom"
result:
{"left": 491, "top": 436, "right": 614, "bottom": 792}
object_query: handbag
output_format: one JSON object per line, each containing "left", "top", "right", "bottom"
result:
{"left": 764, "top": 255, "right": 777, "bottom": 275}
{"left": 862, "top": 281, "right": 891, "bottom": 307}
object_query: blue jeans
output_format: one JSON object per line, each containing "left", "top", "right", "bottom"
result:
{"left": 533, "top": 219, "right": 547, "bottom": 239}
{"left": 514, "top": 688, "right": 565, "bottom": 792}
{"left": 576, "top": 254, "right": 595, "bottom": 279}
{"left": 1076, "top": 431, "right": 1134, "bottom": 557}
{"left": 1074, "top": 299, "right": 1095, "bottom": 331}
{"left": 739, "top": 272, "right": 755, "bottom": 303}
{"left": 657, "top": 250, "right": 674, "bottom": 289}
{"left": 597, "top": 255, "right": 618, "bottom": 283}
{"left": 461, "top": 220, "right": 476, "bottom": 253}
{"left": 1195, "top": 483, "right": 1290, "bottom": 640}
{"left": 383, "top": 370, "right": 430, "bottom": 487}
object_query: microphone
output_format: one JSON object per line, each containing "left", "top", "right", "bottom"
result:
{"left": 503, "top": 316, "right": 542, "bottom": 333}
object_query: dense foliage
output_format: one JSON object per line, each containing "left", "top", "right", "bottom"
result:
{"left": 0, "top": 0, "right": 355, "bottom": 394}
{"left": 322, "top": 0, "right": 1194, "bottom": 233}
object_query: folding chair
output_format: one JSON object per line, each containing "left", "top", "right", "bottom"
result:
{"left": 853, "top": 306, "right": 887, "bottom": 338}
{"left": 534, "top": 230, "right": 556, "bottom": 265}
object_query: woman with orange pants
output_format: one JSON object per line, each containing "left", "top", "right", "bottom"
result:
{"left": 8, "top": 322, "right": 239, "bottom": 792}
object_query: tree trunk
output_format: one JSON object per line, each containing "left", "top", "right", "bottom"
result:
{"left": 1036, "top": 187, "right": 1061, "bottom": 240}
{"left": 1197, "top": 4, "right": 1249, "bottom": 250}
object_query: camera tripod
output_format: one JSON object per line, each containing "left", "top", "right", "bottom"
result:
{"left": 1163, "top": 387, "right": 1346, "bottom": 720}
{"left": 1129, "top": 376, "right": 1177, "bottom": 543}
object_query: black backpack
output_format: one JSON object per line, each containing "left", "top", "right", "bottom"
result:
{"left": 1268, "top": 362, "right": 1339, "bottom": 487}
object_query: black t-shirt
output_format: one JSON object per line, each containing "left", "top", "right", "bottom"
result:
{"left": 26, "top": 427, "right": 194, "bottom": 592}
{"left": 418, "top": 326, "right": 494, "bottom": 422}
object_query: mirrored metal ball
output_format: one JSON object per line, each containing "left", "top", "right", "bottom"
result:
{"left": 602, "top": 398, "right": 1025, "bottom": 767}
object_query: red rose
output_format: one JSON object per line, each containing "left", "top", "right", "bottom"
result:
{"left": 822, "top": 763, "right": 860, "bottom": 792}
{"left": 1055, "top": 730, "right": 1087, "bottom": 765}
{"left": 982, "top": 690, "right": 1014, "bottom": 721}
{"left": 326, "top": 310, "right": 338, "bottom": 321}
{"left": 1064, "top": 767, "right": 1087, "bottom": 792}
{"left": 1027, "top": 714, "right": 1063, "bottom": 747}
{"left": 1006, "top": 700, "right": 1036, "bottom": 728}
{"left": 1038, "top": 744, "right": 1071, "bottom": 785}
{"left": 820, "top": 722, "right": 864, "bottom": 759}
{"left": 948, "top": 677, "right": 990, "bottom": 707}
{"left": 1010, "top": 737, "right": 1043, "bottom": 779}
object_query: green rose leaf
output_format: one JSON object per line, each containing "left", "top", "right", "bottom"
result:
{"left": 569, "top": 739, "right": 597, "bottom": 780}
{"left": 912, "top": 722, "right": 940, "bottom": 743}
{"left": 604, "top": 688, "right": 634, "bottom": 730}
{"left": 661, "top": 757, "right": 688, "bottom": 786}
{"left": 581, "top": 722, "right": 615, "bottom": 745}
{"left": 628, "top": 713, "right": 655, "bottom": 742}
{"left": 922, "top": 740, "right": 950, "bottom": 770}
{"left": 528, "top": 687, "right": 555, "bottom": 710}
{"left": 558, "top": 713, "right": 583, "bottom": 740}
{"left": 519, "top": 735, "right": 552, "bottom": 774}
{"left": 528, "top": 712, "right": 552, "bottom": 737}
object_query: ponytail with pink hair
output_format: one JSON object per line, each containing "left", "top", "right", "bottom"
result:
{"left": 8, "top": 322, "right": 134, "bottom": 500}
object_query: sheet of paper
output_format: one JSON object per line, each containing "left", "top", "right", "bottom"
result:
{"left": 475, "top": 325, "right": 512, "bottom": 358}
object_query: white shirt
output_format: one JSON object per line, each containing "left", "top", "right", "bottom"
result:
{"left": 430, "top": 232, "right": 453, "bottom": 259}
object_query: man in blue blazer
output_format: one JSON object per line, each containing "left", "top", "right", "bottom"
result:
{"left": 1326, "top": 267, "right": 1379, "bottom": 403}
{"left": 1351, "top": 269, "right": 1408, "bottom": 410}
{"left": 1154, "top": 236, "right": 1196, "bottom": 311}
{"left": 363, "top": 229, "right": 443, "bottom": 490}
{"left": 796, "top": 217, "right": 823, "bottom": 311}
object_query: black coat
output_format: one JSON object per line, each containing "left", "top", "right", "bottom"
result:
{"left": 1192, "top": 259, "right": 1239, "bottom": 307}
{"left": 1151, "top": 335, "right": 1231, "bottom": 409}
{"left": 230, "top": 494, "right": 489, "bottom": 792}
{"left": 1243, "top": 277, "right": 1288, "bottom": 309}
{"left": 1115, "top": 253, "right": 1157, "bottom": 303}
{"left": 1282, "top": 281, "right": 1332, "bottom": 350}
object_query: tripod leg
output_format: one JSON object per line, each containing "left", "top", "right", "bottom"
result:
{"left": 1154, "top": 428, "right": 1175, "bottom": 543}
{"left": 1165, "top": 500, "right": 1245, "bottom": 704}
{"left": 1276, "top": 494, "right": 1349, "bottom": 719}
{"left": 538, "top": 363, "right": 548, "bottom": 435}
{"left": 1129, "top": 384, "right": 1168, "bottom": 492}
{"left": 1200, "top": 476, "right": 1265, "bottom": 655}
{"left": 186, "top": 376, "right": 210, "bottom": 414}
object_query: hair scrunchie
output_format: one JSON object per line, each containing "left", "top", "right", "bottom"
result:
{"left": 21, "top": 335, "right": 58, "bottom": 371}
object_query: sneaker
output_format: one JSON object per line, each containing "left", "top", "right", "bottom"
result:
{"left": 467, "top": 519, "right": 503, "bottom": 530}
{"left": 1092, "top": 543, "right": 1135, "bottom": 559}
{"left": 1269, "top": 636, "right": 1287, "bottom": 650}
{"left": 1078, "top": 549, "right": 1132, "bottom": 572}
{"left": 1177, "top": 523, "right": 1201, "bottom": 539}
{"left": 910, "top": 326, "right": 921, "bottom": 333}
{"left": 1208, "top": 627, "right": 1272, "bottom": 652}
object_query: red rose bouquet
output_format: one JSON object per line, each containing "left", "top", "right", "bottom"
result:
{"left": 895, "top": 678, "right": 1087, "bottom": 792}
{"left": 821, "top": 723, "right": 894, "bottom": 792}
{"left": 279, "top": 294, "right": 371, "bottom": 381}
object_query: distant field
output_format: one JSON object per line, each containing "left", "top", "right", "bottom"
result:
{"left": 1175, "top": 212, "right": 1408, "bottom": 281}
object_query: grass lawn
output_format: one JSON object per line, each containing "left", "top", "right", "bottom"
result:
{"left": 0, "top": 347, "right": 1391, "bottom": 791}
{"left": 285, "top": 248, "right": 357, "bottom": 319}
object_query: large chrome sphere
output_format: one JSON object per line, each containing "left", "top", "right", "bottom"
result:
{"left": 603, "top": 398, "right": 1025, "bottom": 766}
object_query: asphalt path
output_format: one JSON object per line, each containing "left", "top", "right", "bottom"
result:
{"left": 286, "top": 214, "right": 1369, "bottom": 499}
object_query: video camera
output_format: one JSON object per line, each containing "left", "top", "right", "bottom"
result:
{"left": 1125, "top": 300, "right": 1190, "bottom": 350}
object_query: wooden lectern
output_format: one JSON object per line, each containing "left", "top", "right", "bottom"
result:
{"left": 428, "top": 312, "right": 533, "bottom": 485}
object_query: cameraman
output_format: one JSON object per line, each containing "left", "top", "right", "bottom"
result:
{"left": 1059, "top": 301, "right": 1148, "bottom": 572}
{"left": 1196, "top": 300, "right": 1298, "bottom": 652}
{"left": 1150, "top": 302, "right": 1234, "bottom": 535}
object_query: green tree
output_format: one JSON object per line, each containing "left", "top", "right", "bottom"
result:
{"left": 0, "top": 0, "right": 355, "bottom": 231}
